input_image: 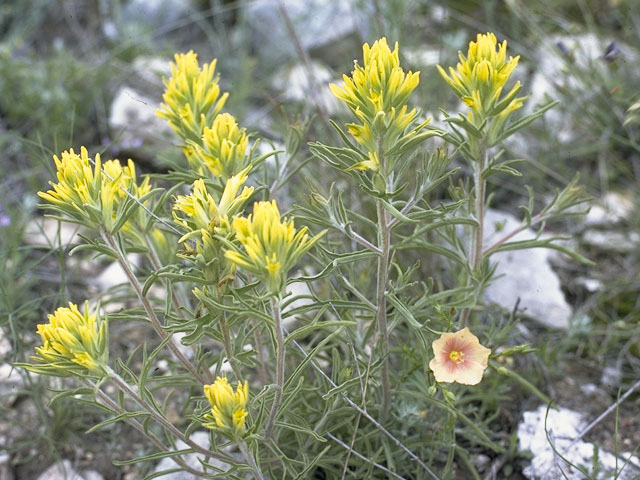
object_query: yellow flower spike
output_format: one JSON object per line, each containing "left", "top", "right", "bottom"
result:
{"left": 173, "top": 169, "right": 254, "bottom": 239}
{"left": 203, "top": 377, "right": 249, "bottom": 436}
{"left": 39, "top": 147, "right": 152, "bottom": 237}
{"left": 27, "top": 302, "right": 108, "bottom": 377}
{"left": 438, "top": 32, "right": 523, "bottom": 119}
{"left": 330, "top": 37, "right": 421, "bottom": 171}
{"left": 429, "top": 328, "right": 491, "bottom": 385}
{"left": 186, "top": 113, "right": 250, "bottom": 181}
{"left": 224, "top": 200, "right": 326, "bottom": 294}
{"left": 157, "top": 51, "right": 229, "bottom": 143}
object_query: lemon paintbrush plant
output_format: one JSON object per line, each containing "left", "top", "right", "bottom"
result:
{"left": 20, "top": 33, "right": 590, "bottom": 479}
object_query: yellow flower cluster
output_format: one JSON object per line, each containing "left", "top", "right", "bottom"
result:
{"left": 186, "top": 112, "right": 250, "bottom": 181}
{"left": 173, "top": 167, "right": 254, "bottom": 252}
{"left": 203, "top": 376, "right": 249, "bottom": 435}
{"left": 224, "top": 200, "right": 325, "bottom": 294}
{"left": 157, "top": 51, "right": 228, "bottom": 143}
{"left": 38, "top": 147, "right": 148, "bottom": 232}
{"left": 438, "top": 33, "right": 523, "bottom": 118}
{"left": 28, "top": 302, "right": 108, "bottom": 377}
{"left": 330, "top": 37, "right": 420, "bottom": 171}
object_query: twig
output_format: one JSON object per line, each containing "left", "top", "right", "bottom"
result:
{"left": 238, "top": 440, "right": 265, "bottom": 480}
{"left": 88, "top": 380, "right": 210, "bottom": 477}
{"left": 286, "top": 332, "right": 441, "bottom": 480}
{"left": 106, "top": 368, "right": 235, "bottom": 464}
{"left": 328, "top": 433, "right": 409, "bottom": 480}
{"left": 101, "top": 229, "right": 209, "bottom": 385}
{"left": 565, "top": 378, "right": 640, "bottom": 451}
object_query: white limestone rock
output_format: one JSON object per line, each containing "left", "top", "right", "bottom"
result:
{"left": 109, "top": 86, "right": 172, "bottom": 152}
{"left": 582, "top": 230, "right": 640, "bottom": 253}
{"left": 0, "top": 452, "right": 13, "bottom": 480}
{"left": 23, "top": 217, "right": 80, "bottom": 249}
{"left": 518, "top": 404, "right": 640, "bottom": 480}
{"left": 0, "top": 364, "right": 25, "bottom": 408}
{"left": 483, "top": 209, "right": 572, "bottom": 329}
{"left": 248, "top": 0, "right": 369, "bottom": 62}
{"left": 583, "top": 191, "right": 634, "bottom": 228}
{"left": 271, "top": 61, "right": 342, "bottom": 115}
{"left": 37, "top": 460, "right": 87, "bottom": 480}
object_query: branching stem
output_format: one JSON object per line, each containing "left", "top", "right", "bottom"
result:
{"left": 238, "top": 439, "right": 265, "bottom": 480}
{"left": 87, "top": 380, "right": 209, "bottom": 476}
{"left": 106, "top": 368, "right": 235, "bottom": 464}
{"left": 101, "top": 229, "right": 209, "bottom": 385}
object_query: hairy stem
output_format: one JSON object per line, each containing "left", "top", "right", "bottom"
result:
{"left": 106, "top": 368, "right": 235, "bottom": 464}
{"left": 219, "top": 312, "right": 243, "bottom": 380}
{"left": 143, "top": 233, "right": 214, "bottom": 383}
{"left": 264, "top": 296, "right": 285, "bottom": 439}
{"left": 101, "top": 229, "right": 209, "bottom": 385}
{"left": 252, "top": 318, "right": 268, "bottom": 386}
{"left": 461, "top": 141, "right": 487, "bottom": 329}
{"left": 238, "top": 439, "right": 265, "bottom": 480}
{"left": 88, "top": 380, "right": 209, "bottom": 476}
{"left": 375, "top": 197, "right": 391, "bottom": 424}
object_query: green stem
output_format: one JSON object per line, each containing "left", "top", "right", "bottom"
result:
{"left": 238, "top": 439, "right": 264, "bottom": 480}
{"left": 461, "top": 141, "right": 487, "bottom": 329}
{"left": 106, "top": 368, "right": 235, "bottom": 464}
{"left": 264, "top": 296, "right": 285, "bottom": 439}
{"left": 219, "top": 312, "right": 243, "bottom": 380}
{"left": 101, "top": 229, "right": 209, "bottom": 385}
{"left": 143, "top": 233, "right": 214, "bottom": 384}
{"left": 88, "top": 380, "right": 208, "bottom": 476}
{"left": 252, "top": 318, "right": 268, "bottom": 386}
{"left": 374, "top": 165, "right": 392, "bottom": 423}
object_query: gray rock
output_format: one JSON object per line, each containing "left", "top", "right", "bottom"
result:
{"left": 0, "top": 452, "right": 13, "bottom": 480}
{"left": 527, "top": 34, "right": 639, "bottom": 145}
{"left": 248, "top": 0, "right": 369, "bottom": 62}
{"left": 152, "top": 431, "right": 231, "bottom": 478}
{"left": 93, "top": 255, "right": 141, "bottom": 293}
{"left": 0, "top": 329, "right": 12, "bottom": 359}
{"left": 123, "top": 0, "right": 193, "bottom": 31}
{"left": 518, "top": 404, "right": 640, "bottom": 480}
{"left": 271, "top": 61, "right": 342, "bottom": 115}
{"left": 483, "top": 209, "right": 573, "bottom": 329}
{"left": 80, "top": 470, "right": 104, "bottom": 480}
{"left": 37, "top": 459, "right": 86, "bottom": 480}
{"left": 23, "top": 217, "right": 80, "bottom": 249}
{"left": 0, "top": 364, "right": 24, "bottom": 408}
{"left": 583, "top": 191, "right": 634, "bottom": 228}
{"left": 582, "top": 230, "right": 640, "bottom": 253}
{"left": 108, "top": 86, "right": 173, "bottom": 154}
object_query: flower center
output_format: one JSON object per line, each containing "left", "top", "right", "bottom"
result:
{"left": 449, "top": 350, "right": 464, "bottom": 364}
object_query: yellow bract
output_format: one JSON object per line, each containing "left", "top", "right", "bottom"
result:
{"left": 225, "top": 200, "right": 325, "bottom": 294}
{"left": 330, "top": 37, "right": 420, "bottom": 170}
{"left": 173, "top": 167, "right": 254, "bottom": 252}
{"left": 186, "top": 112, "right": 250, "bottom": 181}
{"left": 157, "top": 50, "right": 229, "bottom": 143}
{"left": 29, "top": 302, "right": 108, "bottom": 377}
{"left": 203, "top": 377, "right": 249, "bottom": 435}
{"left": 38, "top": 147, "right": 149, "bottom": 231}
{"left": 437, "top": 32, "right": 522, "bottom": 118}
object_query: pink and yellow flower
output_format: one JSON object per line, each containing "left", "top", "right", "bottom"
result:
{"left": 429, "top": 327, "right": 491, "bottom": 385}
